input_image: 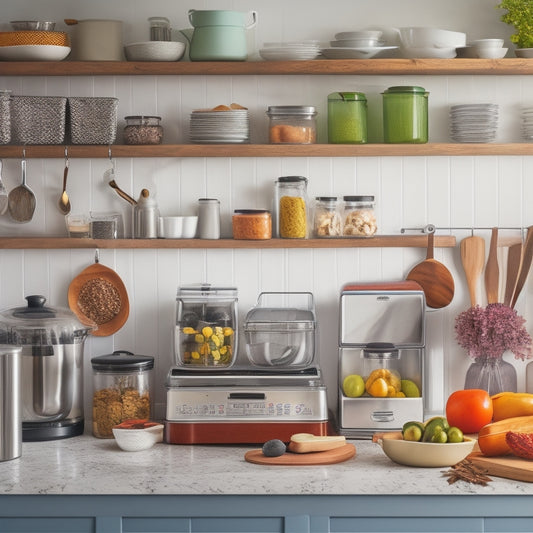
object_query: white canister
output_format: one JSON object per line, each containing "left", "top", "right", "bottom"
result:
{"left": 197, "top": 198, "right": 220, "bottom": 239}
{"left": 68, "top": 19, "right": 124, "bottom": 61}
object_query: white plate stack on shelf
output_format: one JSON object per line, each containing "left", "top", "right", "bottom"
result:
{"left": 322, "top": 30, "right": 398, "bottom": 59}
{"left": 521, "top": 107, "right": 533, "bottom": 141}
{"left": 449, "top": 103, "right": 499, "bottom": 143}
{"left": 259, "top": 41, "right": 322, "bottom": 61}
{"left": 189, "top": 107, "right": 250, "bottom": 144}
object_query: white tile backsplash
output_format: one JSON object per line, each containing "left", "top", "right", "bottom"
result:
{"left": 1, "top": 0, "right": 532, "bottom": 424}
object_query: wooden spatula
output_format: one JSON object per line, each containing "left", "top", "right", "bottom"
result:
{"left": 511, "top": 226, "right": 533, "bottom": 308}
{"left": 484, "top": 227, "right": 499, "bottom": 304}
{"left": 504, "top": 242, "right": 523, "bottom": 307}
{"left": 460, "top": 235, "right": 485, "bottom": 307}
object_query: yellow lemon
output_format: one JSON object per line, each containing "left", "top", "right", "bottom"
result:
{"left": 342, "top": 374, "right": 365, "bottom": 398}
{"left": 401, "top": 379, "right": 421, "bottom": 398}
{"left": 366, "top": 377, "right": 389, "bottom": 397}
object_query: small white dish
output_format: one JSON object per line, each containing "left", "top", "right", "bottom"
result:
{"left": 124, "top": 41, "right": 185, "bottom": 62}
{"left": 181, "top": 216, "right": 198, "bottom": 238}
{"left": 112, "top": 424, "right": 164, "bottom": 452}
{"left": 471, "top": 38, "right": 505, "bottom": 49}
{"left": 0, "top": 44, "right": 70, "bottom": 61}
{"left": 330, "top": 39, "right": 383, "bottom": 48}
{"left": 321, "top": 46, "right": 397, "bottom": 59}
{"left": 515, "top": 48, "right": 533, "bottom": 58}
{"left": 334, "top": 30, "right": 383, "bottom": 41}
{"left": 401, "top": 46, "right": 457, "bottom": 59}
{"left": 476, "top": 47, "right": 508, "bottom": 59}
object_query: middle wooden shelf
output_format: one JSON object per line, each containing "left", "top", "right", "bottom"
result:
{"left": 0, "top": 144, "right": 532, "bottom": 159}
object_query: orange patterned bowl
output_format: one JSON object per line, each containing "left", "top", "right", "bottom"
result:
{"left": 0, "top": 31, "right": 70, "bottom": 47}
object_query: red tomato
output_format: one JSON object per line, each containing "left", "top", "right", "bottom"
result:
{"left": 445, "top": 389, "right": 493, "bottom": 434}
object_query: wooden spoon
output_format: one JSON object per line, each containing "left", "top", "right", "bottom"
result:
{"left": 504, "top": 242, "right": 523, "bottom": 307}
{"left": 484, "top": 227, "right": 499, "bottom": 304}
{"left": 511, "top": 226, "right": 533, "bottom": 308}
{"left": 57, "top": 157, "right": 71, "bottom": 215}
{"left": 406, "top": 230, "right": 455, "bottom": 309}
{"left": 8, "top": 155, "right": 36, "bottom": 223}
{"left": 108, "top": 179, "right": 137, "bottom": 206}
{"left": 460, "top": 235, "right": 485, "bottom": 307}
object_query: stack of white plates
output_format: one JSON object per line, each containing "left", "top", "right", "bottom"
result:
{"left": 449, "top": 104, "right": 499, "bottom": 143}
{"left": 259, "top": 41, "right": 322, "bottom": 61}
{"left": 189, "top": 109, "right": 250, "bottom": 144}
{"left": 521, "top": 107, "right": 533, "bottom": 141}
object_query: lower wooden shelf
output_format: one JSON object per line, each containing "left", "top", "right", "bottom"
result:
{"left": 0, "top": 236, "right": 456, "bottom": 249}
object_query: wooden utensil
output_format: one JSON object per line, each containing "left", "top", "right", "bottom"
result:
{"left": 468, "top": 451, "right": 533, "bottom": 483}
{"left": 511, "top": 226, "right": 533, "bottom": 308}
{"left": 8, "top": 154, "right": 36, "bottom": 223}
{"left": 57, "top": 154, "right": 71, "bottom": 215}
{"left": 108, "top": 178, "right": 137, "bottom": 206}
{"left": 406, "top": 229, "right": 455, "bottom": 309}
{"left": 460, "top": 235, "right": 485, "bottom": 307}
{"left": 504, "top": 242, "right": 523, "bottom": 307}
{"left": 244, "top": 443, "right": 356, "bottom": 466}
{"left": 484, "top": 227, "right": 500, "bottom": 304}
{"left": 68, "top": 257, "right": 129, "bottom": 337}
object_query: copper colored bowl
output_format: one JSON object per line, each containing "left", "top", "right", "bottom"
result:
{"left": 0, "top": 31, "right": 70, "bottom": 47}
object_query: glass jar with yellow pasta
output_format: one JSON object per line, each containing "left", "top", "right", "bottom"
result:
{"left": 275, "top": 176, "right": 309, "bottom": 238}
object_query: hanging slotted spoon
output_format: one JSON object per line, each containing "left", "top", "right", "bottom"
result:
{"left": 8, "top": 152, "right": 36, "bottom": 223}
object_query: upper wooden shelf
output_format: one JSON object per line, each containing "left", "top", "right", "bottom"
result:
{"left": 1, "top": 143, "right": 533, "bottom": 158}
{"left": 0, "top": 236, "right": 456, "bottom": 249}
{"left": 1, "top": 58, "right": 533, "bottom": 76}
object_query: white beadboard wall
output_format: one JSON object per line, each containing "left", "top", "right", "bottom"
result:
{"left": 1, "top": 0, "right": 533, "bottom": 423}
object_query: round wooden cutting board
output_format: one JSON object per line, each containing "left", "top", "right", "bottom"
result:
{"left": 244, "top": 443, "right": 356, "bottom": 465}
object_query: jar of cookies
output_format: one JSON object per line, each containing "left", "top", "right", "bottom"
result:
{"left": 313, "top": 197, "right": 341, "bottom": 237}
{"left": 342, "top": 195, "right": 377, "bottom": 237}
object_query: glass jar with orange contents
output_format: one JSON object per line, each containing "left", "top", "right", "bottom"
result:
{"left": 232, "top": 209, "right": 272, "bottom": 240}
{"left": 267, "top": 106, "right": 317, "bottom": 144}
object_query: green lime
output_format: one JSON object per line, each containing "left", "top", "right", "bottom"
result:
{"left": 431, "top": 428, "right": 448, "bottom": 443}
{"left": 401, "top": 379, "right": 421, "bottom": 398}
{"left": 447, "top": 426, "right": 464, "bottom": 443}
{"left": 343, "top": 374, "right": 365, "bottom": 398}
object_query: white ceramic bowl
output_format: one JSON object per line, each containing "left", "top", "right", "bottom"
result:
{"left": 158, "top": 215, "right": 198, "bottom": 238}
{"left": 399, "top": 27, "right": 466, "bottom": 49}
{"left": 471, "top": 38, "right": 505, "bottom": 49}
{"left": 124, "top": 41, "right": 186, "bottom": 62}
{"left": 402, "top": 46, "right": 457, "bottom": 59}
{"left": 112, "top": 424, "right": 164, "bottom": 451}
{"left": 334, "top": 30, "right": 383, "bottom": 41}
{"left": 476, "top": 47, "right": 508, "bottom": 59}
{"left": 515, "top": 48, "right": 533, "bottom": 58}
{"left": 376, "top": 432, "right": 476, "bottom": 467}
{"left": 330, "top": 38, "right": 383, "bottom": 48}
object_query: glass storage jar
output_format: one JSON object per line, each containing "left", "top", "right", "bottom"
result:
{"left": 148, "top": 16, "right": 171, "bottom": 41}
{"left": 327, "top": 92, "right": 368, "bottom": 144}
{"left": 232, "top": 209, "right": 272, "bottom": 239}
{"left": 382, "top": 86, "right": 429, "bottom": 143}
{"left": 91, "top": 350, "right": 154, "bottom": 439}
{"left": 342, "top": 195, "right": 377, "bottom": 237}
{"left": 275, "top": 176, "right": 309, "bottom": 238}
{"left": 313, "top": 196, "right": 341, "bottom": 237}
{"left": 123, "top": 116, "right": 163, "bottom": 145}
{"left": 267, "top": 105, "right": 317, "bottom": 144}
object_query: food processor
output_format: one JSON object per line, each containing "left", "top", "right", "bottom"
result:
{"left": 165, "top": 288, "right": 328, "bottom": 444}
{"left": 0, "top": 295, "right": 93, "bottom": 441}
{"left": 337, "top": 281, "right": 426, "bottom": 438}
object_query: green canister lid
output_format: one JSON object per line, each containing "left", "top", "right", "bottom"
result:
{"left": 329, "top": 92, "right": 367, "bottom": 101}
{"left": 383, "top": 86, "right": 428, "bottom": 94}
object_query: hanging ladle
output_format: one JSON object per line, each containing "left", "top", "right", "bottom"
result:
{"left": 58, "top": 147, "right": 71, "bottom": 215}
{"left": 8, "top": 149, "right": 36, "bottom": 223}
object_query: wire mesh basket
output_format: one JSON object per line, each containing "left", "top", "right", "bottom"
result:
{"left": 11, "top": 95, "right": 67, "bottom": 144}
{"left": 68, "top": 97, "right": 119, "bottom": 144}
{"left": 0, "top": 90, "right": 11, "bottom": 144}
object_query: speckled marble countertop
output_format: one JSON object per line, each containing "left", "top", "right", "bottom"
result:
{"left": 0, "top": 434, "right": 532, "bottom": 495}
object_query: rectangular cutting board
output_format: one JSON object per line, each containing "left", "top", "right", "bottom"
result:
{"left": 245, "top": 443, "right": 356, "bottom": 465}
{"left": 468, "top": 452, "right": 533, "bottom": 482}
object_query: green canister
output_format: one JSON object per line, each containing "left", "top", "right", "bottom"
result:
{"left": 327, "top": 92, "right": 368, "bottom": 144}
{"left": 382, "top": 86, "right": 429, "bottom": 143}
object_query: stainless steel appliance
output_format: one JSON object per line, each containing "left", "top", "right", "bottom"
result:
{"left": 337, "top": 281, "right": 425, "bottom": 439}
{"left": 165, "top": 289, "right": 328, "bottom": 444}
{"left": 0, "top": 345, "right": 22, "bottom": 461}
{"left": 0, "top": 295, "right": 92, "bottom": 441}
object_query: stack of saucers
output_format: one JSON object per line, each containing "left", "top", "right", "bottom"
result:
{"left": 521, "top": 107, "right": 533, "bottom": 141}
{"left": 449, "top": 103, "right": 499, "bottom": 143}
{"left": 189, "top": 108, "right": 250, "bottom": 144}
{"left": 259, "top": 41, "right": 322, "bottom": 61}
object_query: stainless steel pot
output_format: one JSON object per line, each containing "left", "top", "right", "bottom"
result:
{"left": 0, "top": 295, "right": 93, "bottom": 441}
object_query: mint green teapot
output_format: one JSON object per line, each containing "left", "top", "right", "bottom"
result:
{"left": 181, "top": 9, "right": 257, "bottom": 61}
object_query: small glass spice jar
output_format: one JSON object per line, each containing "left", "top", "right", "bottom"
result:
{"left": 342, "top": 195, "right": 377, "bottom": 237}
{"left": 123, "top": 116, "right": 163, "bottom": 145}
{"left": 275, "top": 176, "right": 309, "bottom": 238}
{"left": 382, "top": 86, "right": 429, "bottom": 143}
{"left": 328, "top": 92, "right": 368, "bottom": 144}
{"left": 313, "top": 197, "right": 341, "bottom": 237}
{"left": 232, "top": 209, "right": 272, "bottom": 240}
{"left": 266, "top": 106, "right": 317, "bottom": 144}
{"left": 91, "top": 350, "right": 154, "bottom": 439}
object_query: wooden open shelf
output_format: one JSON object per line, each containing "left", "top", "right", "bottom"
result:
{"left": 1, "top": 143, "right": 532, "bottom": 159}
{"left": 0, "top": 235, "right": 456, "bottom": 249}
{"left": 1, "top": 58, "right": 533, "bottom": 76}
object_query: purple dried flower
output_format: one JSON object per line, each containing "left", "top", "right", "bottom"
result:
{"left": 455, "top": 303, "right": 532, "bottom": 361}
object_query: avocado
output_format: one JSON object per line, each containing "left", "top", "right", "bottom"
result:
{"left": 422, "top": 416, "right": 450, "bottom": 442}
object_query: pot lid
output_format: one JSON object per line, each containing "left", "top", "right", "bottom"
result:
{"left": 0, "top": 295, "right": 94, "bottom": 345}
{"left": 91, "top": 350, "right": 154, "bottom": 371}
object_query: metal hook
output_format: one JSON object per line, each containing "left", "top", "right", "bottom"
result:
{"left": 94, "top": 249, "right": 100, "bottom": 264}
{"left": 22, "top": 147, "right": 26, "bottom": 160}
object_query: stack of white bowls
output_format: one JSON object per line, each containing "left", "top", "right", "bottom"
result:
{"left": 449, "top": 104, "right": 499, "bottom": 143}
{"left": 259, "top": 41, "right": 321, "bottom": 61}
{"left": 322, "top": 30, "right": 398, "bottom": 59}
{"left": 470, "top": 39, "right": 507, "bottom": 59}
{"left": 521, "top": 107, "right": 533, "bottom": 141}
